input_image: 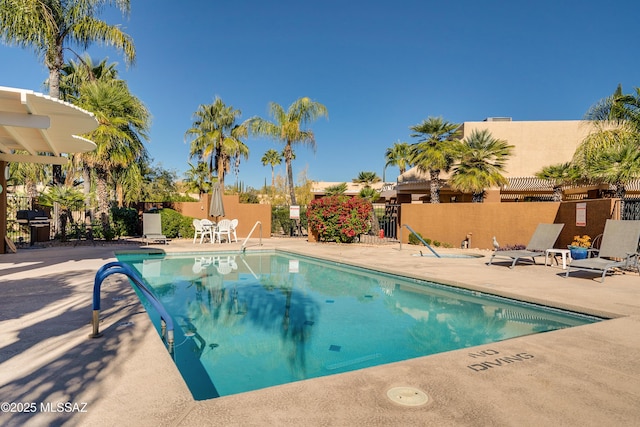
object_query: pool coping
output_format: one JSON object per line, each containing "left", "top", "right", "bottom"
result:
{"left": 2, "top": 239, "right": 640, "bottom": 426}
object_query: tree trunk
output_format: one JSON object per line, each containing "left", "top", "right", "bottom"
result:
{"left": 429, "top": 169, "right": 440, "bottom": 203}
{"left": 284, "top": 143, "right": 297, "bottom": 206}
{"left": 83, "top": 166, "right": 93, "bottom": 217}
{"left": 552, "top": 186, "right": 563, "bottom": 202}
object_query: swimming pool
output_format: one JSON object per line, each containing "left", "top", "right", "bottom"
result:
{"left": 116, "top": 250, "right": 602, "bottom": 400}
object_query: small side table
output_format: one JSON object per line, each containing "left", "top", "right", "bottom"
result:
{"left": 545, "top": 248, "right": 571, "bottom": 269}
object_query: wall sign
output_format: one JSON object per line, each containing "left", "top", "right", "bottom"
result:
{"left": 576, "top": 202, "right": 586, "bottom": 227}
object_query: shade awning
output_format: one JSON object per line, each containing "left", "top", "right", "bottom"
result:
{"left": 0, "top": 86, "right": 98, "bottom": 164}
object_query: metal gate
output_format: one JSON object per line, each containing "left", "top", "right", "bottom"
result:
{"left": 359, "top": 203, "right": 400, "bottom": 244}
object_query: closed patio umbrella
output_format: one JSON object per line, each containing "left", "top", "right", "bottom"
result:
{"left": 209, "top": 182, "right": 225, "bottom": 220}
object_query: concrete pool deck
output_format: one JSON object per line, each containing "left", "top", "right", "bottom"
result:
{"left": 1, "top": 238, "right": 639, "bottom": 426}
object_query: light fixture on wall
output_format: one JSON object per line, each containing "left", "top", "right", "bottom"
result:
{"left": 4, "top": 164, "right": 9, "bottom": 180}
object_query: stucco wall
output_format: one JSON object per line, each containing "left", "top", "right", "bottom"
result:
{"left": 400, "top": 198, "right": 618, "bottom": 250}
{"left": 174, "top": 195, "right": 271, "bottom": 240}
{"left": 461, "top": 120, "right": 595, "bottom": 177}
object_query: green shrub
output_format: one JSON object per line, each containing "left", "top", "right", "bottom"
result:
{"left": 159, "top": 208, "right": 193, "bottom": 238}
{"left": 408, "top": 232, "right": 424, "bottom": 245}
{"left": 272, "top": 206, "right": 307, "bottom": 235}
{"left": 111, "top": 206, "right": 138, "bottom": 237}
{"left": 307, "top": 195, "right": 371, "bottom": 243}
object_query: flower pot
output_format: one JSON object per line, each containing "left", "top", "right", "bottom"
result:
{"left": 569, "top": 247, "right": 588, "bottom": 260}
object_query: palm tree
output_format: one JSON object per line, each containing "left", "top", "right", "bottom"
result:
{"left": 325, "top": 183, "right": 347, "bottom": 196}
{"left": 576, "top": 128, "right": 640, "bottom": 199}
{"left": 535, "top": 162, "right": 582, "bottom": 202}
{"left": 75, "top": 79, "right": 150, "bottom": 224}
{"left": 11, "top": 160, "right": 48, "bottom": 208}
{"left": 183, "top": 161, "right": 211, "bottom": 200}
{"left": 185, "top": 97, "right": 249, "bottom": 191}
{"left": 0, "top": 0, "right": 136, "bottom": 186}
{"left": 384, "top": 141, "right": 412, "bottom": 180}
{"left": 58, "top": 54, "right": 119, "bottom": 101}
{"left": 249, "top": 97, "right": 328, "bottom": 205}
{"left": 450, "top": 129, "right": 513, "bottom": 203}
{"left": 353, "top": 171, "right": 381, "bottom": 188}
{"left": 409, "top": 117, "right": 461, "bottom": 203}
{"left": 261, "top": 149, "right": 282, "bottom": 192}
{"left": 584, "top": 84, "right": 640, "bottom": 131}
{"left": 0, "top": 0, "right": 135, "bottom": 100}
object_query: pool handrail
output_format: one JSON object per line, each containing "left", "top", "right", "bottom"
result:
{"left": 241, "top": 220, "right": 263, "bottom": 253}
{"left": 399, "top": 224, "right": 441, "bottom": 258}
{"left": 90, "top": 261, "right": 175, "bottom": 353}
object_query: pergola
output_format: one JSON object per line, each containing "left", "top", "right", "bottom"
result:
{"left": 0, "top": 86, "right": 98, "bottom": 254}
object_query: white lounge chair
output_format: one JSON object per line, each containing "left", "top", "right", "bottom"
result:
{"left": 488, "top": 223, "right": 564, "bottom": 268}
{"left": 565, "top": 219, "right": 640, "bottom": 282}
{"left": 142, "top": 213, "right": 167, "bottom": 245}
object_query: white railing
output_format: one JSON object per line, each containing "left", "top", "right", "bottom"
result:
{"left": 241, "top": 221, "right": 263, "bottom": 252}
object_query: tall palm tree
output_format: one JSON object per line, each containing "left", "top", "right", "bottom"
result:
{"left": 0, "top": 0, "right": 135, "bottom": 100}
{"left": 261, "top": 149, "right": 282, "bottom": 191}
{"left": 409, "top": 117, "right": 461, "bottom": 203}
{"left": 384, "top": 141, "right": 412, "bottom": 180}
{"left": 0, "top": 0, "right": 136, "bottom": 187}
{"left": 185, "top": 97, "right": 249, "bottom": 191}
{"left": 75, "top": 79, "right": 150, "bottom": 223}
{"left": 576, "top": 128, "right": 640, "bottom": 200}
{"left": 535, "top": 162, "right": 582, "bottom": 202}
{"left": 584, "top": 84, "right": 640, "bottom": 131}
{"left": 59, "top": 56, "right": 124, "bottom": 208}
{"left": 249, "top": 97, "right": 328, "bottom": 205}
{"left": 58, "top": 54, "right": 119, "bottom": 101}
{"left": 450, "top": 129, "right": 513, "bottom": 203}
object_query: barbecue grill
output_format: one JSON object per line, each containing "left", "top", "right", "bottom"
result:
{"left": 16, "top": 209, "right": 51, "bottom": 245}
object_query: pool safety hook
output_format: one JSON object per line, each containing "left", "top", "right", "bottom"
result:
{"left": 90, "top": 261, "right": 175, "bottom": 353}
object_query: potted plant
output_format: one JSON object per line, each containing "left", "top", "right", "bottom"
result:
{"left": 568, "top": 235, "right": 591, "bottom": 260}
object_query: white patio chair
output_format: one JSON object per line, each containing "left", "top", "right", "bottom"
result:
{"left": 192, "top": 219, "right": 205, "bottom": 244}
{"left": 230, "top": 219, "right": 239, "bottom": 242}
{"left": 200, "top": 219, "right": 215, "bottom": 244}
{"left": 214, "top": 219, "right": 233, "bottom": 244}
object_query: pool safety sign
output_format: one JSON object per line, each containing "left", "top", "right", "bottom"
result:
{"left": 290, "top": 205, "right": 300, "bottom": 220}
{"left": 576, "top": 202, "right": 586, "bottom": 227}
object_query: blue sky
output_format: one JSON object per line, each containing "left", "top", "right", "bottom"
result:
{"left": 2, "top": 0, "right": 639, "bottom": 188}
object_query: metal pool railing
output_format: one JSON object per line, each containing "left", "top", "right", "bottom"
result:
{"left": 90, "top": 261, "right": 175, "bottom": 354}
{"left": 399, "top": 224, "right": 441, "bottom": 258}
{"left": 241, "top": 220, "right": 263, "bottom": 253}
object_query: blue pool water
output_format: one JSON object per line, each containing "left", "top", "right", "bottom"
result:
{"left": 115, "top": 251, "right": 601, "bottom": 400}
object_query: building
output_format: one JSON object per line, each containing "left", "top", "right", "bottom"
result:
{"left": 395, "top": 118, "right": 634, "bottom": 203}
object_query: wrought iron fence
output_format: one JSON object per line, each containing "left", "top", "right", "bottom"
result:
{"left": 358, "top": 203, "right": 400, "bottom": 245}
{"left": 621, "top": 198, "right": 640, "bottom": 220}
{"left": 6, "top": 194, "right": 32, "bottom": 245}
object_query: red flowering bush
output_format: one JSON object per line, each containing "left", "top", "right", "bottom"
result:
{"left": 307, "top": 195, "right": 372, "bottom": 243}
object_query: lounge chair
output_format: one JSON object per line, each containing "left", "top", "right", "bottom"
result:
{"left": 565, "top": 219, "right": 640, "bottom": 282}
{"left": 142, "top": 213, "right": 167, "bottom": 245}
{"left": 488, "top": 223, "right": 564, "bottom": 268}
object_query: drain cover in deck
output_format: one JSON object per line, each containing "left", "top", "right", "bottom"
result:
{"left": 386, "top": 387, "right": 429, "bottom": 406}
